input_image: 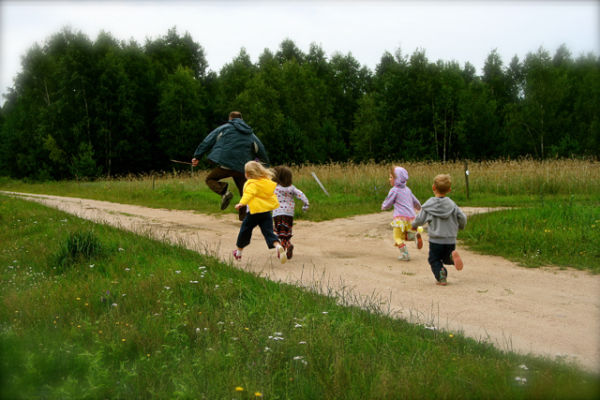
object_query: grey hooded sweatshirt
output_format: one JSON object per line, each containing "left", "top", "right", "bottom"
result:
{"left": 412, "top": 196, "right": 467, "bottom": 245}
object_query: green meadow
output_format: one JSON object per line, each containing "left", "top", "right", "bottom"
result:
{"left": 1, "top": 195, "right": 599, "bottom": 399}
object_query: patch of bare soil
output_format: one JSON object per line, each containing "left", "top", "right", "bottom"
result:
{"left": 4, "top": 191, "right": 599, "bottom": 372}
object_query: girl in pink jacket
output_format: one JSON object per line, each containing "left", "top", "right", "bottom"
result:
{"left": 381, "top": 166, "right": 423, "bottom": 261}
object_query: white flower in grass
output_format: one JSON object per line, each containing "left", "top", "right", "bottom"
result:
{"left": 89, "top": 264, "right": 94, "bottom": 268}
{"left": 519, "top": 364, "right": 528, "bottom": 370}
{"left": 190, "top": 280, "right": 199, "bottom": 284}
{"left": 199, "top": 266, "right": 207, "bottom": 270}
{"left": 175, "top": 270, "right": 181, "bottom": 274}
{"left": 293, "top": 356, "right": 308, "bottom": 365}
{"left": 294, "top": 323, "right": 302, "bottom": 328}
{"left": 274, "top": 332, "right": 282, "bottom": 336}
{"left": 322, "top": 311, "right": 328, "bottom": 314}
{"left": 124, "top": 268, "right": 130, "bottom": 271}
{"left": 217, "top": 321, "right": 225, "bottom": 325}
{"left": 264, "top": 347, "right": 271, "bottom": 352}
{"left": 299, "top": 341, "right": 307, "bottom": 345}
{"left": 515, "top": 377, "right": 528, "bottom": 384}
{"left": 214, "top": 284, "right": 220, "bottom": 289}
{"left": 118, "top": 248, "right": 124, "bottom": 252}
{"left": 424, "top": 325, "right": 436, "bottom": 331}
{"left": 196, "top": 328, "right": 201, "bottom": 334}
{"left": 111, "top": 303, "right": 118, "bottom": 307}
{"left": 164, "top": 286, "right": 170, "bottom": 290}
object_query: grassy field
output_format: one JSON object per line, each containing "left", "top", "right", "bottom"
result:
{"left": 1, "top": 159, "right": 599, "bottom": 271}
{"left": 1, "top": 196, "right": 599, "bottom": 399}
{"left": 1, "top": 159, "right": 599, "bottom": 219}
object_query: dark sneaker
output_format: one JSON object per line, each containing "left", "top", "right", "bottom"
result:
{"left": 437, "top": 268, "right": 448, "bottom": 286}
{"left": 452, "top": 250, "right": 463, "bottom": 271}
{"left": 220, "top": 191, "right": 233, "bottom": 210}
{"left": 286, "top": 244, "right": 294, "bottom": 259}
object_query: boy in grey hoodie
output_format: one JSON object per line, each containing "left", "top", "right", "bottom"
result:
{"left": 412, "top": 174, "right": 466, "bottom": 285}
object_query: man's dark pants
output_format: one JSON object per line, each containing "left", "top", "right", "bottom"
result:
{"left": 427, "top": 242, "right": 456, "bottom": 281}
{"left": 205, "top": 166, "right": 246, "bottom": 220}
{"left": 236, "top": 211, "right": 279, "bottom": 249}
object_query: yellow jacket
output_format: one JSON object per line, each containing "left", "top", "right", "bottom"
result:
{"left": 239, "top": 178, "right": 279, "bottom": 214}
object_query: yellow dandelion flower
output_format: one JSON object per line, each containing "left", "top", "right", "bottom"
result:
{"left": 235, "top": 386, "right": 244, "bottom": 392}
{"left": 77, "top": 325, "right": 81, "bottom": 328}
{"left": 254, "top": 392, "right": 263, "bottom": 397}
{"left": 121, "top": 338, "right": 126, "bottom": 342}
{"left": 147, "top": 353, "right": 151, "bottom": 357}
{"left": 449, "top": 334, "right": 454, "bottom": 338}
{"left": 85, "top": 303, "right": 89, "bottom": 306}
{"left": 76, "top": 297, "right": 81, "bottom": 301}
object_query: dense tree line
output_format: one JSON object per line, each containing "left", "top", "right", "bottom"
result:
{"left": 0, "top": 27, "right": 598, "bottom": 180}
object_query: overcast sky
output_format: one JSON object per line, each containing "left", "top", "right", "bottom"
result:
{"left": 1, "top": 0, "right": 598, "bottom": 104}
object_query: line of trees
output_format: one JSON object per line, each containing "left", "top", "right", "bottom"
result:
{"left": 0, "top": 27, "right": 598, "bottom": 180}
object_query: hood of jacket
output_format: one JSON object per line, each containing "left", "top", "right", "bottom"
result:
{"left": 229, "top": 118, "right": 253, "bottom": 135}
{"left": 393, "top": 167, "right": 408, "bottom": 188}
{"left": 421, "top": 196, "right": 457, "bottom": 219}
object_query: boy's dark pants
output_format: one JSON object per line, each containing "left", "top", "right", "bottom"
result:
{"left": 428, "top": 242, "right": 456, "bottom": 281}
{"left": 236, "top": 211, "right": 279, "bottom": 249}
{"left": 205, "top": 166, "right": 246, "bottom": 220}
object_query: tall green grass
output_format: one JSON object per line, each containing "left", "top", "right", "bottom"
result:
{"left": 1, "top": 196, "right": 598, "bottom": 399}
{"left": 1, "top": 159, "right": 598, "bottom": 220}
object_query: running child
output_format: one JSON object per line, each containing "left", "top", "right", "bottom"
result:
{"left": 272, "top": 166, "right": 310, "bottom": 259}
{"left": 412, "top": 174, "right": 466, "bottom": 286}
{"left": 381, "top": 166, "right": 423, "bottom": 261}
{"left": 233, "top": 161, "right": 287, "bottom": 264}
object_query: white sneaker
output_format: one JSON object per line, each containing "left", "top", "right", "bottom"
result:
{"left": 398, "top": 247, "right": 410, "bottom": 261}
{"left": 398, "top": 253, "right": 410, "bottom": 261}
{"left": 277, "top": 246, "right": 288, "bottom": 264}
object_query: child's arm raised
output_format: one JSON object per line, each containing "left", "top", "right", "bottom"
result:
{"left": 293, "top": 187, "right": 310, "bottom": 211}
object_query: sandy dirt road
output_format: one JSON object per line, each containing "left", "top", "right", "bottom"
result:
{"left": 4, "top": 191, "right": 600, "bottom": 373}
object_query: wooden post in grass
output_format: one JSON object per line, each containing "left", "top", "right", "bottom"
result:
{"left": 464, "top": 161, "right": 470, "bottom": 200}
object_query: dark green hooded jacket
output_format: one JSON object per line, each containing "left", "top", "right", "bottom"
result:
{"left": 193, "top": 118, "right": 269, "bottom": 173}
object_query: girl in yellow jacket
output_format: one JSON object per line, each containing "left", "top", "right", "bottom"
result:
{"left": 233, "top": 161, "right": 288, "bottom": 264}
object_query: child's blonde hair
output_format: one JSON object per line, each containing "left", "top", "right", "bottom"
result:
{"left": 433, "top": 174, "right": 452, "bottom": 195}
{"left": 244, "top": 160, "right": 274, "bottom": 180}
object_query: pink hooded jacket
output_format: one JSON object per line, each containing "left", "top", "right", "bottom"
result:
{"left": 381, "top": 167, "right": 421, "bottom": 219}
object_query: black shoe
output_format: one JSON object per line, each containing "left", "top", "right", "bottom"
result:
{"left": 220, "top": 191, "right": 233, "bottom": 210}
{"left": 286, "top": 244, "right": 294, "bottom": 259}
